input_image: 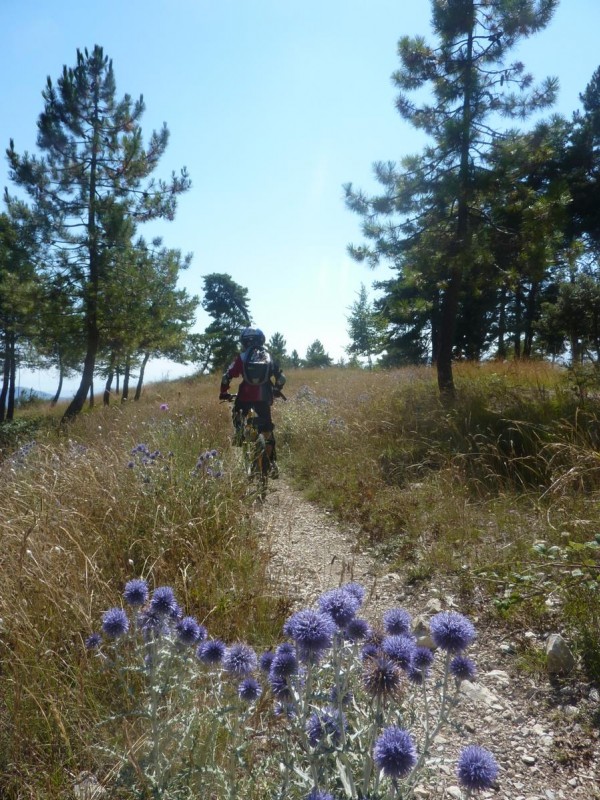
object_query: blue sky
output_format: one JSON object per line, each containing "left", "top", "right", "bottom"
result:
{"left": 2, "top": 0, "right": 600, "bottom": 394}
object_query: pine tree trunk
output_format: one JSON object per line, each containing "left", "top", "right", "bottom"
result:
{"left": 89, "top": 380, "right": 94, "bottom": 409}
{"left": 104, "top": 353, "right": 115, "bottom": 406}
{"left": 7, "top": 335, "right": 17, "bottom": 421}
{"left": 122, "top": 356, "right": 131, "bottom": 402}
{"left": 497, "top": 285, "right": 507, "bottom": 359}
{"left": 51, "top": 357, "right": 64, "bottom": 407}
{"left": 0, "top": 337, "right": 9, "bottom": 423}
{"left": 134, "top": 352, "right": 150, "bottom": 400}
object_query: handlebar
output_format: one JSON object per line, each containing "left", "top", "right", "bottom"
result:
{"left": 220, "top": 390, "right": 286, "bottom": 402}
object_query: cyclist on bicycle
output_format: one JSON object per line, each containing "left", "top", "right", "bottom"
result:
{"left": 219, "top": 328, "right": 286, "bottom": 476}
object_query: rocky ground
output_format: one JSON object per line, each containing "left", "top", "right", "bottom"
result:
{"left": 258, "top": 480, "right": 600, "bottom": 800}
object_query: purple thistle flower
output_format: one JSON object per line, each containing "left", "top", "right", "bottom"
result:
{"left": 284, "top": 609, "right": 336, "bottom": 660}
{"left": 345, "top": 617, "right": 370, "bottom": 641}
{"left": 274, "top": 702, "right": 296, "bottom": 719}
{"left": 306, "top": 708, "right": 345, "bottom": 747}
{"left": 127, "top": 461, "right": 135, "bottom": 469}
{"left": 101, "top": 607, "right": 129, "bottom": 638}
{"left": 223, "top": 643, "right": 258, "bottom": 676}
{"left": 85, "top": 632, "right": 102, "bottom": 650}
{"left": 176, "top": 616, "right": 203, "bottom": 646}
{"left": 138, "top": 608, "right": 171, "bottom": 639}
{"left": 270, "top": 644, "right": 298, "bottom": 678}
{"left": 457, "top": 745, "right": 499, "bottom": 791}
{"left": 383, "top": 607, "right": 412, "bottom": 636}
{"left": 361, "top": 643, "right": 380, "bottom": 661}
{"left": 363, "top": 656, "right": 403, "bottom": 699}
{"left": 318, "top": 587, "right": 360, "bottom": 628}
{"left": 238, "top": 676, "right": 262, "bottom": 703}
{"left": 170, "top": 602, "right": 183, "bottom": 621}
{"left": 197, "top": 638, "right": 226, "bottom": 665}
{"left": 342, "top": 581, "right": 365, "bottom": 605}
{"left": 123, "top": 579, "right": 149, "bottom": 607}
{"left": 259, "top": 650, "right": 275, "bottom": 673}
{"left": 373, "top": 726, "right": 417, "bottom": 779}
{"left": 430, "top": 611, "right": 476, "bottom": 653}
{"left": 160, "top": 403, "right": 169, "bottom": 411}
{"left": 305, "top": 791, "right": 334, "bottom": 800}
{"left": 413, "top": 646, "right": 435, "bottom": 669}
{"left": 450, "top": 655, "right": 477, "bottom": 682}
{"left": 407, "top": 664, "right": 429, "bottom": 685}
{"left": 150, "top": 586, "right": 178, "bottom": 617}
{"left": 269, "top": 672, "right": 293, "bottom": 701}
{"left": 382, "top": 634, "right": 416, "bottom": 669}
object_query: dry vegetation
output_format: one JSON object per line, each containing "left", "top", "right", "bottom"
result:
{"left": 1, "top": 361, "right": 599, "bottom": 798}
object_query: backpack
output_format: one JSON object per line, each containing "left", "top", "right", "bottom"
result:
{"left": 242, "top": 347, "right": 272, "bottom": 386}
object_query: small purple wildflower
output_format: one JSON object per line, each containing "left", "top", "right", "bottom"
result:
{"left": 430, "top": 612, "right": 476, "bottom": 653}
{"left": 383, "top": 607, "right": 412, "bottom": 636}
{"left": 284, "top": 609, "right": 336, "bottom": 660}
{"left": 85, "top": 632, "right": 102, "bottom": 650}
{"left": 101, "top": 608, "right": 129, "bottom": 638}
{"left": 259, "top": 650, "right": 275, "bottom": 673}
{"left": 457, "top": 745, "right": 498, "bottom": 790}
{"left": 382, "top": 634, "right": 416, "bottom": 669}
{"left": 150, "top": 586, "right": 177, "bottom": 617}
{"left": 176, "top": 616, "right": 203, "bottom": 646}
{"left": 197, "top": 638, "right": 226, "bottom": 665}
{"left": 160, "top": 403, "right": 169, "bottom": 411}
{"left": 413, "top": 646, "right": 435, "bottom": 669}
{"left": 270, "top": 645, "right": 298, "bottom": 678}
{"left": 223, "top": 643, "right": 258, "bottom": 676}
{"left": 450, "top": 655, "right": 477, "bottom": 682}
{"left": 123, "top": 579, "right": 149, "bottom": 607}
{"left": 345, "top": 617, "right": 370, "bottom": 641}
{"left": 373, "top": 726, "right": 417, "bottom": 779}
{"left": 238, "top": 676, "right": 262, "bottom": 703}
{"left": 318, "top": 587, "right": 360, "bottom": 628}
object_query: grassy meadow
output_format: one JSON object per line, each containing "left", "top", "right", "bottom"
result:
{"left": 1, "top": 361, "right": 599, "bottom": 798}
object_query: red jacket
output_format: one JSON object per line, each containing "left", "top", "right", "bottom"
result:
{"left": 221, "top": 353, "right": 283, "bottom": 403}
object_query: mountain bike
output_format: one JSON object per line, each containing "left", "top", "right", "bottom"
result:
{"left": 224, "top": 395, "right": 282, "bottom": 500}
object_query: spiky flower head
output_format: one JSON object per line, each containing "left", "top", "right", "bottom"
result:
{"left": 223, "top": 642, "right": 258, "bottom": 676}
{"left": 345, "top": 617, "right": 370, "bottom": 641}
{"left": 413, "top": 646, "right": 435, "bottom": 669}
{"left": 270, "top": 644, "right": 298, "bottom": 678}
{"left": 259, "top": 650, "right": 275, "bottom": 673}
{"left": 101, "top": 608, "right": 129, "bottom": 638}
{"left": 150, "top": 586, "right": 178, "bottom": 617}
{"left": 175, "top": 616, "right": 205, "bottom": 646}
{"left": 197, "top": 638, "right": 226, "bottom": 665}
{"left": 373, "top": 726, "right": 417, "bottom": 779}
{"left": 430, "top": 611, "right": 476, "bottom": 653}
{"left": 85, "top": 632, "right": 102, "bottom": 650}
{"left": 238, "top": 676, "right": 262, "bottom": 703}
{"left": 304, "top": 791, "right": 334, "bottom": 800}
{"left": 456, "top": 745, "right": 498, "bottom": 790}
{"left": 123, "top": 579, "right": 149, "bottom": 607}
{"left": 383, "top": 607, "right": 412, "bottom": 636}
{"left": 363, "top": 656, "right": 404, "bottom": 700}
{"left": 269, "top": 672, "right": 293, "bottom": 701}
{"left": 318, "top": 587, "right": 360, "bottom": 628}
{"left": 284, "top": 609, "right": 336, "bottom": 660}
{"left": 342, "top": 581, "right": 366, "bottom": 605}
{"left": 450, "top": 655, "right": 477, "bottom": 682}
{"left": 382, "top": 634, "right": 416, "bottom": 669}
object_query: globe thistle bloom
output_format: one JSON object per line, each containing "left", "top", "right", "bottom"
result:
{"left": 342, "top": 581, "right": 366, "bottom": 605}
{"left": 197, "top": 638, "right": 226, "bottom": 665}
{"left": 159, "top": 403, "right": 169, "bottom": 411}
{"left": 382, "top": 634, "right": 416, "bottom": 669}
{"left": 85, "top": 632, "right": 102, "bottom": 650}
{"left": 169, "top": 602, "right": 183, "bottom": 621}
{"left": 456, "top": 745, "right": 498, "bottom": 791}
{"left": 123, "top": 579, "right": 149, "bottom": 607}
{"left": 373, "top": 726, "right": 417, "bottom": 779}
{"left": 383, "top": 607, "right": 412, "bottom": 636}
{"left": 413, "top": 646, "right": 435, "bottom": 670}
{"left": 345, "top": 617, "right": 370, "bottom": 642}
{"left": 223, "top": 643, "right": 258, "bottom": 676}
{"left": 138, "top": 608, "right": 171, "bottom": 639}
{"left": 450, "top": 655, "right": 477, "bottom": 682}
{"left": 306, "top": 708, "right": 345, "bottom": 747}
{"left": 270, "top": 644, "right": 298, "bottom": 678}
{"left": 363, "top": 656, "right": 403, "bottom": 700}
{"left": 407, "top": 664, "right": 429, "bottom": 685}
{"left": 284, "top": 609, "right": 336, "bottom": 660}
{"left": 269, "top": 672, "right": 293, "bottom": 701}
{"left": 238, "top": 676, "right": 262, "bottom": 703}
{"left": 430, "top": 611, "right": 476, "bottom": 653}
{"left": 175, "top": 616, "right": 203, "bottom": 646}
{"left": 259, "top": 650, "right": 275, "bottom": 673}
{"left": 318, "top": 587, "right": 360, "bottom": 628}
{"left": 150, "top": 586, "right": 178, "bottom": 617}
{"left": 361, "top": 643, "right": 380, "bottom": 661}
{"left": 101, "top": 608, "right": 129, "bottom": 638}
{"left": 305, "top": 791, "right": 334, "bottom": 800}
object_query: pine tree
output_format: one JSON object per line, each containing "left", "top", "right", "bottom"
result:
{"left": 201, "top": 273, "right": 251, "bottom": 370}
{"left": 345, "top": 0, "right": 558, "bottom": 398}
{"left": 6, "top": 45, "right": 190, "bottom": 419}
{"left": 346, "top": 283, "right": 384, "bottom": 368}
{"left": 305, "top": 340, "right": 332, "bottom": 368}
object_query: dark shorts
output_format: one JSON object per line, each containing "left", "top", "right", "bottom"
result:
{"left": 233, "top": 399, "right": 274, "bottom": 433}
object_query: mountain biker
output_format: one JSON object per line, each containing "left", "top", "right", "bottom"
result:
{"left": 219, "top": 328, "right": 286, "bottom": 476}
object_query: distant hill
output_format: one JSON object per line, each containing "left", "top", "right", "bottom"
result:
{"left": 15, "top": 387, "right": 54, "bottom": 403}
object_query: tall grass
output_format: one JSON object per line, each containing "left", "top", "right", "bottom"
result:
{"left": 0, "top": 377, "right": 288, "bottom": 798}
{"left": 278, "top": 363, "right": 600, "bottom": 681}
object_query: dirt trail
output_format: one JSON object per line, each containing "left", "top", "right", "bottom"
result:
{"left": 257, "top": 480, "right": 600, "bottom": 800}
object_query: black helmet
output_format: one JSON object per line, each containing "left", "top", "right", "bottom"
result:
{"left": 240, "top": 327, "right": 265, "bottom": 349}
